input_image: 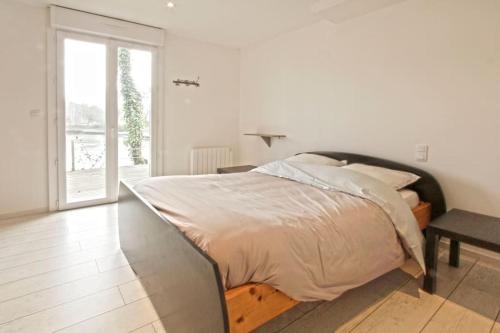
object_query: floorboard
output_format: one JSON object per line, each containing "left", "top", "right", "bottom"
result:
{"left": 152, "top": 320, "right": 167, "bottom": 333}
{"left": 0, "top": 262, "right": 98, "bottom": 303}
{"left": 0, "top": 243, "right": 82, "bottom": 271}
{"left": 491, "top": 312, "right": 500, "bottom": 333}
{"left": 421, "top": 258, "right": 500, "bottom": 333}
{"left": 0, "top": 245, "right": 119, "bottom": 285}
{"left": 0, "top": 265, "right": 136, "bottom": 325}
{"left": 0, "top": 288, "right": 124, "bottom": 333}
{"left": 256, "top": 270, "right": 410, "bottom": 333}
{"left": 96, "top": 253, "right": 130, "bottom": 272}
{"left": 57, "top": 297, "right": 160, "bottom": 333}
{"left": 131, "top": 324, "right": 156, "bottom": 333}
{"left": 118, "top": 274, "right": 165, "bottom": 304}
{"left": 422, "top": 284, "right": 499, "bottom": 333}
{"left": 348, "top": 253, "right": 477, "bottom": 333}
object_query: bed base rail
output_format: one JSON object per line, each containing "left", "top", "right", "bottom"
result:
{"left": 118, "top": 181, "right": 228, "bottom": 333}
{"left": 225, "top": 283, "right": 299, "bottom": 333}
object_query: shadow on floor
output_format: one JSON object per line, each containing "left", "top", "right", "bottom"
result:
{"left": 254, "top": 251, "right": 500, "bottom": 333}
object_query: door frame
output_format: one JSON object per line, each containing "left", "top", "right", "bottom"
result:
{"left": 51, "top": 30, "right": 161, "bottom": 210}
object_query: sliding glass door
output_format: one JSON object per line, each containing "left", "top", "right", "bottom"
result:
{"left": 57, "top": 32, "right": 156, "bottom": 209}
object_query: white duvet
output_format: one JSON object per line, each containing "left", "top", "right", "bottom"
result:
{"left": 134, "top": 161, "right": 425, "bottom": 301}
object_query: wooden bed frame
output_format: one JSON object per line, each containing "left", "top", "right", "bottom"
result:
{"left": 118, "top": 152, "right": 446, "bottom": 333}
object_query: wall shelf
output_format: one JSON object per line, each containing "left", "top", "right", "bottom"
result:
{"left": 244, "top": 133, "right": 286, "bottom": 147}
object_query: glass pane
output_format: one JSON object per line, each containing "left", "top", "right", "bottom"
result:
{"left": 117, "top": 47, "right": 152, "bottom": 185}
{"left": 64, "top": 39, "right": 107, "bottom": 203}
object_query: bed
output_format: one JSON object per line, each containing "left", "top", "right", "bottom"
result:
{"left": 118, "top": 152, "right": 446, "bottom": 333}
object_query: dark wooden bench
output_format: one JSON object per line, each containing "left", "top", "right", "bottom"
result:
{"left": 423, "top": 209, "right": 500, "bottom": 293}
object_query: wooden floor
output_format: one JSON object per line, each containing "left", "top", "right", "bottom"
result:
{"left": 0, "top": 205, "right": 498, "bottom": 333}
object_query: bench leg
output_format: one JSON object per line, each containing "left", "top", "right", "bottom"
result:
{"left": 423, "top": 230, "right": 439, "bottom": 294}
{"left": 449, "top": 239, "right": 460, "bottom": 267}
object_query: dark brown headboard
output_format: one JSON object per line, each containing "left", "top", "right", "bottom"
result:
{"left": 308, "top": 152, "right": 447, "bottom": 220}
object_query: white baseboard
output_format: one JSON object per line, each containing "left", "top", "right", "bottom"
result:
{"left": 0, "top": 207, "right": 49, "bottom": 224}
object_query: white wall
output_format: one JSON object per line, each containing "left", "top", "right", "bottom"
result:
{"left": 163, "top": 35, "right": 240, "bottom": 175}
{"left": 239, "top": 0, "right": 500, "bottom": 217}
{"left": 2, "top": 0, "right": 499, "bottom": 219}
{"left": 0, "top": 1, "right": 240, "bottom": 217}
{"left": 0, "top": 1, "right": 48, "bottom": 217}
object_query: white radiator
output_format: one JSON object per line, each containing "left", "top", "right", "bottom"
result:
{"left": 190, "top": 147, "right": 233, "bottom": 175}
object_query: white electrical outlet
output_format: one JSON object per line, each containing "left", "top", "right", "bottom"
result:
{"left": 415, "top": 144, "right": 429, "bottom": 162}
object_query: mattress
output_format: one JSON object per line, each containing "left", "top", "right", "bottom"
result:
{"left": 399, "top": 189, "right": 420, "bottom": 209}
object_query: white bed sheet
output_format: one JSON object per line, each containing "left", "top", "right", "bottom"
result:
{"left": 399, "top": 189, "right": 420, "bottom": 209}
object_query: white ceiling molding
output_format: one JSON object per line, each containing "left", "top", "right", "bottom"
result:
{"left": 17, "top": 0, "right": 317, "bottom": 47}
{"left": 311, "top": 0, "right": 408, "bottom": 23}
{"left": 20, "top": 0, "right": 409, "bottom": 47}
{"left": 50, "top": 6, "right": 164, "bottom": 46}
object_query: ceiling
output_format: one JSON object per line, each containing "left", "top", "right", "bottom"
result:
{"left": 19, "top": 0, "right": 410, "bottom": 47}
{"left": 20, "top": 0, "right": 321, "bottom": 47}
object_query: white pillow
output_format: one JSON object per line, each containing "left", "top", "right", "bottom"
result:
{"left": 285, "top": 153, "right": 347, "bottom": 167}
{"left": 343, "top": 163, "right": 420, "bottom": 190}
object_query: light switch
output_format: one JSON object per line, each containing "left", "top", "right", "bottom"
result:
{"left": 415, "top": 144, "right": 429, "bottom": 162}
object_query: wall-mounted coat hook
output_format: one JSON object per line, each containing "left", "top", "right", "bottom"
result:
{"left": 173, "top": 76, "right": 200, "bottom": 87}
